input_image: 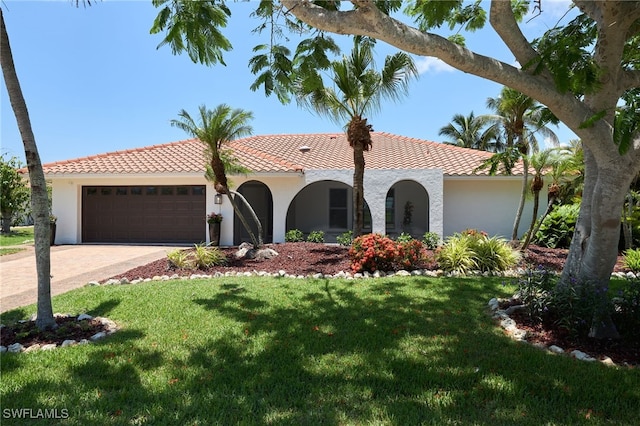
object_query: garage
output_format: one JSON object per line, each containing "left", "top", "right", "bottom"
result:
{"left": 82, "top": 185, "right": 206, "bottom": 243}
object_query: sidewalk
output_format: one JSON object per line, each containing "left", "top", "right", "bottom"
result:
{"left": 0, "top": 244, "right": 179, "bottom": 313}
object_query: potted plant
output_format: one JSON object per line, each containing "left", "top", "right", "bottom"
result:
{"left": 49, "top": 214, "right": 57, "bottom": 246}
{"left": 207, "top": 212, "right": 223, "bottom": 246}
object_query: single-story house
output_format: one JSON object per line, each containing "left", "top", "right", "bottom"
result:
{"left": 43, "top": 132, "right": 534, "bottom": 246}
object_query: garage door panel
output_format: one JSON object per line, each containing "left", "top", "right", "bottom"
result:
{"left": 82, "top": 185, "right": 206, "bottom": 243}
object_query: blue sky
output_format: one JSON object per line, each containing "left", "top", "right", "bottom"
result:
{"left": 1, "top": 1, "right": 577, "bottom": 164}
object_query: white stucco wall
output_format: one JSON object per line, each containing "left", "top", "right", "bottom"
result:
{"left": 443, "top": 177, "right": 534, "bottom": 239}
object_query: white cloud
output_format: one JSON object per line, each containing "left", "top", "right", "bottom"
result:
{"left": 414, "top": 57, "right": 456, "bottom": 75}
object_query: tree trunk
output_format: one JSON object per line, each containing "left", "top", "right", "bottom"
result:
{"left": 520, "top": 186, "right": 540, "bottom": 251}
{"left": 511, "top": 156, "right": 529, "bottom": 241}
{"left": 353, "top": 146, "right": 365, "bottom": 237}
{"left": 560, "top": 147, "right": 634, "bottom": 339}
{"left": 528, "top": 195, "right": 557, "bottom": 247}
{"left": 1, "top": 211, "right": 11, "bottom": 234}
{"left": 1, "top": 9, "right": 55, "bottom": 330}
{"left": 621, "top": 192, "right": 633, "bottom": 250}
{"left": 228, "top": 190, "right": 263, "bottom": 248}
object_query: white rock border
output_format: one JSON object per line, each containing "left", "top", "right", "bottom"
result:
{"left": 0, "top": 313, "right": 119, "bottom": 355}
{"left": 488, "top": 296, "right": 632, "bottom": 368}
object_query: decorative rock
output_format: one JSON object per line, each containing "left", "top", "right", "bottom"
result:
{"left": 373, "top": 270, "right": 385, "bottom": 278}
{"left": 411, "top": 270, "right": 423, "bottom": 276}
{"left": 152, "top": 275, "right": 163, "bottom": 281}
{"left": 548, "top": 345, "right": 564, "bottom": 354}
{"left": 8, "top": 343, "right": 24, "bottom": 353}
{"left": 312, "top": 273, "right": 324, "bottom": 279}
{"left": 488, "top": 298, "right": 499, "bottom": 311}
{"left": 278, "top": 270, "right": 286, "bottom": 277}
{"left": 504, "top": 305, "right": 526, "bottom": 315}
{"left": 254, "top": 248, "right": 279, "bottom": 261}
{"left": 571, "top": 350, "right": 596, "bottom": 362}
{"left": 77, "top": 313, "right": 93, "bottom": 321}
{"left": 354, "top": 273, "right": 363, "bottom": 279}
{"left": 61, "top": 340, "right": 77, "bottom": 347}
{"left": 600, "top": 356, "right": 616, "bottom": 366}
{"left": 396, "top": 270, "right": 411, "bottom": 276}
{"left": 78, "top": 339, "right": 89, "bottom": 345}
{"left": 41, "top": 344, "right": 57, "bottom": 351}
{"left": 87, "top": 281, "right": 101, "bottom": 286}
{"left": 0, "top": 346, "right": 6, "bottom": 353}
{"left": 24, "top": 344, "right": 42, "bottom": 352}
{"left": 90, "top": 331, "right": 107, "bottom": 341}
{"left": 119, "top": 277, "right": 130, "bottom": 284}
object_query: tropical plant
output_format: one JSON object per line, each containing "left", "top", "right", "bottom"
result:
{"left": 396, "top": 232, "right": 413, "bottom": 244}
{"left": 436, "top": 234, "right": 478, "bottom": 275}
{"left": 438, "top": 111, "right": 502, "bottom": 152}
{"left": 167, "top": 249, "right": 193, "bottom": 269}
{"left": 623, "top": 249, "right": 640, "bottom": 274}
{"left": 292, "top": 37, "right": 418, "bottom": 237}
{"left": 284, "top": 229, "right": 304, "bottom": 243}
{"left": 0, "top": 154, "right": 30, "bottom": 234}
{"left": 192, "top": 244, "right": 227, "bottom": 269}
{"left": 170, "top": 104, "right": 263, "bottom": 248}
{"left": 422, "top": 231, "right": 440, "bottom": 250}
{"left": 482, "top": 87, "right": 559, "bottom": 242}
{"left": 206, "top": 212, "right": 223, "bottom": 224}
{"left": 534, "top": 203, "right": 580, "bottom": 249}
{"left": 336, "top": 230, "right": 353, "bottom": 246}
{"left": 306, "top": 230, "right": 325, "bottom": 243}
{"left": 1, "top": 9, "right": 55, "bottom": 330}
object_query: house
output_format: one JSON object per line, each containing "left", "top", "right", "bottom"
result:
{"left": 43, "top": 132, "right": 533, "bottom": 246}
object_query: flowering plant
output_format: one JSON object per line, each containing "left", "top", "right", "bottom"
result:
{"left": 207, "top": 212, "right": 223, "bottom": 224}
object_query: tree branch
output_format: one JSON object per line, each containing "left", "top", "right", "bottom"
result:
{"left": 279, "top": 0, "right": 604, "bottom": 141}
{"left": 489, "top": 1, "right": 542, "bottom": 75}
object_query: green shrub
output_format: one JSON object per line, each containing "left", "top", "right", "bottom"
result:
{"left": 472, "top": 235, "right": 520, "bottom": 272}
{"left": 306, "top": 230, "right": 325, "bottom": 243}
{"left": 285, "top": 229, "right": 304, "bottom": 242}
{"left": 436, "top": 234, "right": 477, "bottom": 274}
{"left": 534, "top": 203, "right": 580, "bottom": 248}
{"left": 396, "top": 232, "right": 413, "bottom": 243}
{"left": 623, "top": 248, "right": 640, "bottom": 274}
{"left": 192, "top": 244, "right": 227, "bottom": 269}
{"left": 436, "top": 231, "right": 518, "bottom": 274}
{"left": 336, "top": 230, "right": 353, "bottom": 246}
{"left": 422, "top": 231, "right": 440, "bottom": 250}
{"left": 167, "top": 249, "right": 194, "bottom": 269}
{"left": 612, "top": 279, "right": 640, "bottom": 339}
{"left": 513, "top": 265, "right": 557, "bottom": 322}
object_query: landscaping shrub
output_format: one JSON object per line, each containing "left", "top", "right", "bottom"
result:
{"left": 534, "top": 203, "right": 580, "bottom": 248}
{"left": 336, "top": 230, "right": 353, "bottom": 246}
{"left": 306, "top": 230, "right": 325, "bottom": 243}
{"left": 396, "top": 232, "right": 413, "bottom": 243}
{"left": 436, "top": 230, "right": 518, "bottom": 274}
{"left": 349, "top": 233, "right": 425, "bottom": 273}
{"left": 193, "top": 244, "right": 227, "bottom": 268}
{"left": 422, "top": 231, "right": 440, "bottom": 250}
{"left": 167, "top": 249, "right": 193, "bottom": 269}
{"left": 513, "top": 265, "right": 557, "bottom": 322}
{"left": 623, "top": 248, "right": 640, "bottom": 274}
{"left": 285, "top": 229, "right": 304, "bottom": 242}
{"left": 167, "top": 245, "right": 226, "bottom": 270}
{"left": 436, "top": 234, "right": 477, "bottom": 275}
{"left": 612, "top": 279, "right": 640, "bottom": 339}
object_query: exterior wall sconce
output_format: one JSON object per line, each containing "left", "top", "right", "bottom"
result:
{"left": 214, "top": 193, "right": 223, "bottom": 204}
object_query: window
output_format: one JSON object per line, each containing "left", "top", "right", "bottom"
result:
{"left": 385, "top": 188, "right": 395, "bottom": 229}
{"left": 101, "top": 188, "right": 112, "bottom": 196}
{"left": 116, "top": 187, "right": 127, "bottom": 196}
{"left": 146, "top": 187, "right": 157, "bottom": 196}
{"left": 329, "top": 188, "right": 348, "bottom": 229}
{"left": 192, "top": 186, "right": 205, "bottom": 196}
{"left": 176, "top": 186, "right": 189, "bottom": 195}
{"left": 130, "top": 187, "right": 142, "bottom": 195}
{"left": 161, "top": 187, "right": 174, "bottom": 196}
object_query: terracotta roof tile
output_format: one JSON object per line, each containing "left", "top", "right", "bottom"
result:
{"left": 42, "top": 133, "right": 525, "bottom": 176}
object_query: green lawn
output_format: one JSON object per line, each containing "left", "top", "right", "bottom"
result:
{"left": 0, "top": 226, "right": 34, "bottom": 247}
{"left": 1, "top": 276, "right": 639, "bottom": 425}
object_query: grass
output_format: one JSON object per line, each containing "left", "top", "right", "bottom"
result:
{"left": 0, "top": 226, "right": 34, "bottom": 247}
{"left": 1, "top": 276, "right": 639, "bottom": 425}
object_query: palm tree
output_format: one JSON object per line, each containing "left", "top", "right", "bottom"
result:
{"left": 439, "top": 112, "right": 502, "bottom": 152}
{"left": 293, "top": 37, "right": 418, "bottom": 237}
{"left": 485, "top": 87, "right": 559, "bottom": 241}
{"left": 170, "top": 104, "right": 263, "bottom": 248}
{"left": 1, "top": 9, "right": 56, "bottom": 330}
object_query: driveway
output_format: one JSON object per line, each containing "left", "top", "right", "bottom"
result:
{"left": 0, "top": 245, "right": 180, "bottom": 313}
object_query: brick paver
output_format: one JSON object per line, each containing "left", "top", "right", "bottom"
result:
{"left": 0, "top": 245, "right": 179, "bottom": 313}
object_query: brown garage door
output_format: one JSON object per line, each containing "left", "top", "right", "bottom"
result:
{"left": 82, "top": 185, "right": 206, "bottom": 243}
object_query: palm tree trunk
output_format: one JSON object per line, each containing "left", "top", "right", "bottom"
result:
{"left": 228, "top": 190, "right": 263, "bottom": 248}
{"left": 1, "top": 9, "right": 55, "bottom": 330}
{"left": 528, "top": 195, "right": 557, "bottom": 247}
{"left": 520, "top": 187, "right": 540, "bottom": 251}
{"left": 512, "top": 156, "right": 529, "bottom": 241}
{"left": 353, "top": 146, "right": 365, "bottom": 237}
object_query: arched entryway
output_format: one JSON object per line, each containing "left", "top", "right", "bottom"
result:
{"left": 385, "top": 180, "right": 429, "bottom": 239}
{"left": 286, "top": 180, "right": 371, "bottom": 243}
{"left": 234, "top": 181, "right": 273, "bottom": 245}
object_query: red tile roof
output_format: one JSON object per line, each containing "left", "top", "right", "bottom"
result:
{"left": 42, "top": 132, "right": 524, "bottom": 176}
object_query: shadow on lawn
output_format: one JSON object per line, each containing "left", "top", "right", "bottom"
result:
{"left": 1, "top": 278, "right": 638, "bottom": 425}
